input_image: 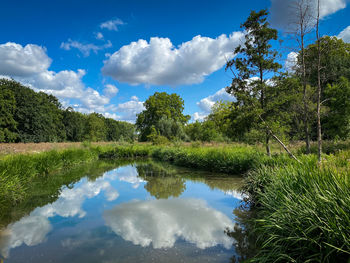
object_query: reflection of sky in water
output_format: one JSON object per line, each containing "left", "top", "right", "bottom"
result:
{"left": 104, "top": 198, "right": 233, "bottom": 249}
{"left": 0, "top": 164, "right": 244, "bottom": 262}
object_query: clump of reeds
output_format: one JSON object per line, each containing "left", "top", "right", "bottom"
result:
{"left": 243, "top": 153, "right": 350, "bottom": 262}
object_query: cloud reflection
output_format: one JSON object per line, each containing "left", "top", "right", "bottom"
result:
{"left": 104, "top": 198, "right": 233, "bottom": 250}
{"left": 0, "top": 176, "right": 118, "bottom": 258}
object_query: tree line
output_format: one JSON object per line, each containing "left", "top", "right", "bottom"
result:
{"left": 0, "top": 79, "right": 135, "bottom": 143}
{"left": 136, "top": 6, "right": 350, "bottom": 159}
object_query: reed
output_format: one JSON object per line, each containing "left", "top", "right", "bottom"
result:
{"left": 243, "top": 153, "right": 350, "bottom": 262}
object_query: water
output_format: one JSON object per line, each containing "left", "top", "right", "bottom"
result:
{"left": 0, "top": 160, "right": 252, "bottom": 262}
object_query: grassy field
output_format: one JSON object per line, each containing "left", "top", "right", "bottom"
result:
{"left": 0, "top": 141, "right": 114, "bottom": 155}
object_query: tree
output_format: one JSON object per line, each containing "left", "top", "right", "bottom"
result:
{"left": 136, "top": 92, "right": 190, "bottom": 141}
{"left": 287, "top": 0, "right": 315, "bottom": 153}
{"left": 303, "top": 36, "right": 350, "bottom": 88}
{"left": 0, "top": 80, "right": 17, "bottom": 142}
{"left": 85, "top": 113, "right": 107, "bottom": 141}
{"left": 207, "top": 101, "right": 234, "bottom": 138}
{"left": 316, "top": 0, "right": 322, "bottom": 161}
{"left": 323, "top": 77, "right": 350, "bottom": 139}
{"left": 63, "top": 108, "right": 87, "bottom": 142}
{"left": 226, "top": 9, "right": 282, "bottom": 156}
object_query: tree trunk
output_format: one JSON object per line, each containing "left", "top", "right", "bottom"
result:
{"left": 316, "top": 0, "right": 322, "bottom": 162}
{"left": 301, "top": 29, "right": 310, "bottom": 154}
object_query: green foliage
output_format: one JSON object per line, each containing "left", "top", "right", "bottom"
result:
{"left": 136, "top": 92, "right": 190, "bottom": 141}
{"left": 85, "top": 113, "right": 107, "bottom": 141}
{"left": 303, "top": 36, "right": 350, "bottom": 88}
{"left": 0, "top": 147, "right": 99, "bottom": 209}
{"left": 185, "top": 120, "right": 225, "bottom": 142}
{"left": 0, "top": 81, "right": 17, "bottom": 142}
{"left": 151, "top": 146, "right": 267, "bottom": 174}
{"left": 0, "top": 79, "right": 134, "bottom": 143}
{"left": 323, "top": 77, "right": 350, "bottom": 139}
{"left": 243, "top": 156, "right": 350, "bottom": 262}
{"left": 63, "top": 108, "right": 87, "bottom": 142}
{"left": 225, "top": 9, "right": 281, "bottom": 149}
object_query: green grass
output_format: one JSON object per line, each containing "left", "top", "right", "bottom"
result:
{"left": 243, "top": 153, "right": 350, "bottom": 262}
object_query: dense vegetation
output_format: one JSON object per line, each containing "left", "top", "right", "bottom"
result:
{"left": 0, "top": 79, "right": 135, "bottom": 143}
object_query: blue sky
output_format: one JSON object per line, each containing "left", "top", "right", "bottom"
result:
{"left": 0, "top": 0, "right": 349, "bottom": 122}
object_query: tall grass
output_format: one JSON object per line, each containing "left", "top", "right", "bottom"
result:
{"left": 0, "top": 148, "right": 98, "bottom": 207}
{"left": 243, "top": 153, "right": 350, "bottom": 262}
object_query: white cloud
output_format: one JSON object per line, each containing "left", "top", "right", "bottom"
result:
{"left": 197, "top": 88, "right": 235, "bottom": 113}
{"left": 0, "top": 42, "right": 119, "bottom": 117}
{"left": 102, "top": 32, "right": 244, "bottom": 86}
{"left": 192, "top": 112, "right": 208, "bottom": 122}
{"left": 270, "top": 0, "right": 347, "bottom": 29}
{"left": 104, "top": 198, "right": 233, "bottom": 249}
{"left": 96, "top": 32, "right": 104, "bottom": 40}
{"left": 192, "top": 88, "right": 235, "bottom": 122}
{"left": 285, "top": 51, "right": 298, "bottom": 72}
{"left": 115, "top": 96, "right": 145, "bottom": 123}
{"left": 338, "top": 25, "right": 350, "bottom": 42}
{"left": 103, "top": 84, "right": 119, "bottom": 98}
{"left": 100, "top": 18, "right": 125, "bottom": 31}
{"left": 0, "top": 42, "right": 51, "bottom": 77}
{"left": 60, "top": 39, "right": 112, "bottom": 56}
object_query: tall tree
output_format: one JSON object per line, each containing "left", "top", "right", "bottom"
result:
{"left": 288, "top": 0, "right": 314, "bottom": 153}
{"left": 136, "top": 92, "right": 190, "bottom": 141}
{"left": 226, "top": 9, "right": 282, "bottom": 156}
{"left": 316, "top": 0, "right": 322, "bottom": 161}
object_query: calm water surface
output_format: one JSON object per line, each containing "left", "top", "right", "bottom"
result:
{"left": 0, "top": 160, "right": 251, "bottom": 262}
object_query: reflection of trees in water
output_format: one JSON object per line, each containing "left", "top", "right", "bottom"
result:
{"left": 136, "top": 161, "right": 244, "bottom": 198}
{"left": 136, "top": 163, "right": 186, "bottom": 199}
{"left": 144, "top": 176, "right": 186, "bottom": 199}
{"left": 197, "top": 177, "right": 242, "bottom": 192}
{"left": 226, "top": 206, "right": 257, "bottom": 263}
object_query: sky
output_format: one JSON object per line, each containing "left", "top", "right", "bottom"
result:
{"left": 0, "top": 0, "right": 349, "bottom": 122}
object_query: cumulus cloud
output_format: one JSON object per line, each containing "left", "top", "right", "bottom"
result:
{"left": 338, "top": 25, "right": 350, "bottom": 42}
{"left": 197, "top": 88, "right": 234, "bottom": 113}
{"left": 192, "top": 112, "right": 208, "bottom": 122}
{"left": 0, "top": 42, "right": 51, "bottom": 77}
{"left": 0, "top": 42, "right": 119, "bottom": 117}
{"left": 192, "top": 88, "right": 235, "bottom": 121}
{"left": 103, "top": 84, "right": 119, "bottom": 98}
{"left": 102, "top": 32, "right": 244, "bottom": 86}
{"left": 100, "top": 18, "right": 125, "bottom": 31}
{"left": 114, "top": 96, "right": 145, "bottom": 122}
{"left": 60, "top": 39, "right": 112, "bottom": 56}
{"left": 104, "top": 198, "right": 233, "bottom": 249}
{"left": 270, "top": 0, "right": 347, "bottom": 30}
{"left": 285, "top": 51, "right": 298, "bottom": 72}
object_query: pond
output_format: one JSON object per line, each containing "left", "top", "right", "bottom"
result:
{"left": 0, "top": 160, "right": 253, "bottom": 263}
